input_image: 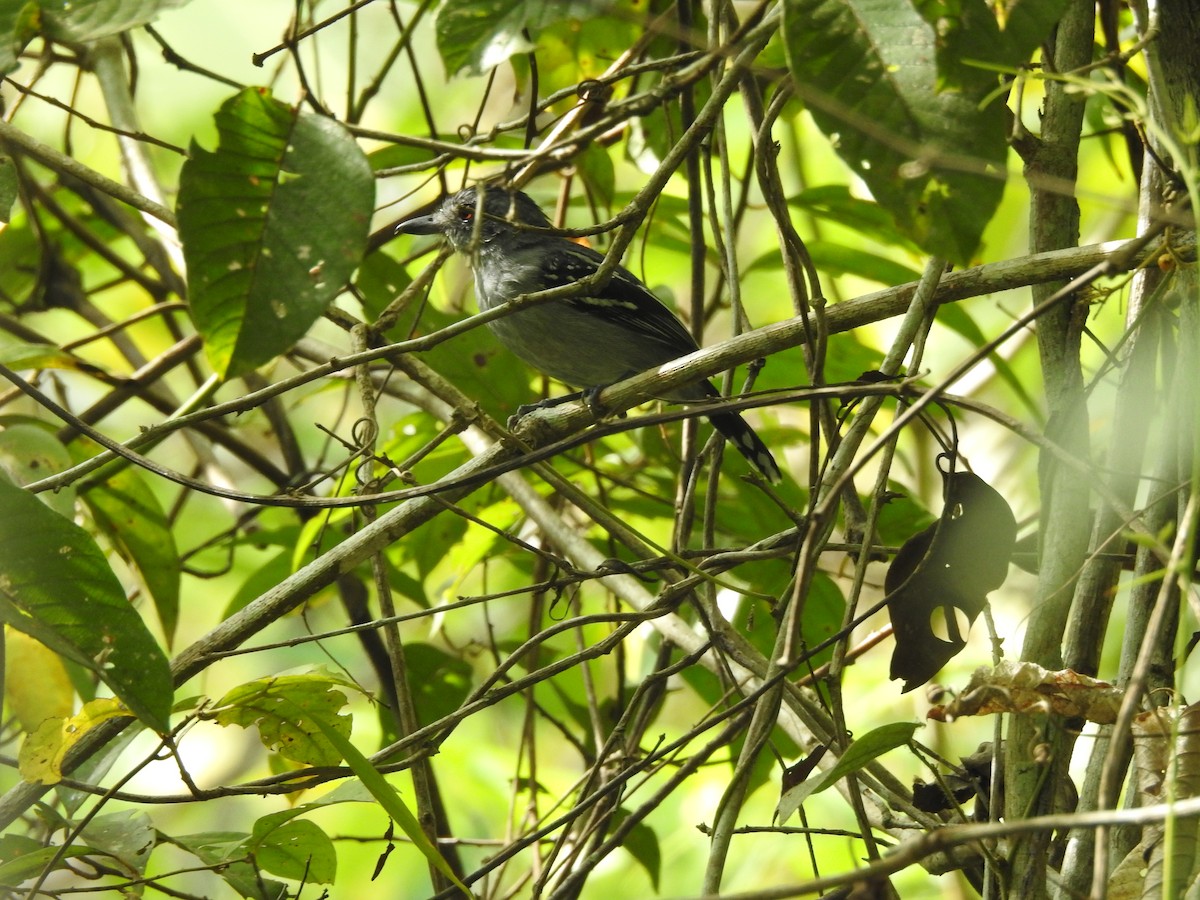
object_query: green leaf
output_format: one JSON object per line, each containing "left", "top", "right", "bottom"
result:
{"left": 798, "top": 573, "right": 846, "bottom": 672}
{"left": 211, "top": 671, "right": 357, "bottom": 767}
{"left": 178, "top": 87, "right": 375, "bottom": 378}
{"left": 377, "top": 287, "right": 531, "bottom": 422}
{"left": 40, "top": 0, "right": 192, "bottom": 43}
{"left": 80, "top": 809, "right": 155, "bottom": 877}
{"left": 776, "top": 722, "right": 921, "bottom": 823}
{"left": 244, "top": 782, "right": 372, "bottom": 859}
{"left": 0, "top": 418, "right": 76, "bottom": 518}
{"left": 0, "top": 1, "right": 38, "bottom": 75}
{"left": 0, "top": 209, "right": 46, "bottom": 312}
{"left": 913, "top": 0, "right": 1068, "bottom": 87}
{"left": 911, "top": 0, "right": 1003, "bottom": 91}
{"left": 302, "top": 707, "right": 472, "bottom": 897}
{"left": 612, "top": 809, "right": 660, "bottom": 889}
{"left": 0, "top": 835, "right": 94, "bottom": 884}
{"left": 0, "top": 479, "right": 172, "bottom": 731}
{"left": 355, "top": 250, "right": 413, "bottom": 322}
{"left": 874, "top": 486, "right": 936, "bottom": 548}
{"left": 403, "top": 643, "right": 474, "bottom": 726}
{"left": 222, "top": 548, "right": 293, "bottom": 619}
{"left": 170, "top": 831, "right": 288, "bottom": 900}
{"left": 1000, "top": 0, "right": 1071, "bottom": 64}
{"left": 510, "top": 2, "right": 643, "bottom": 95}
{"left": 802, "top": 240, "right": 923, "bottom": 287}
{"left": 425, "top": 497, "right": 520, "bottom": 601}
{"left": 788, "top": 184, "right": 914, "bottom": 248}
{"left": 81, "top": 465, "right": 181, "bottom": 644}
{"left": 935, "top": 302, "right": 1044, "bottom": 419}
{"left": 434, "top": 0, "right": 594, "bottom": 76}
{"left": 576, "top": 144, "right": 615, "bottom": 210}
{"left": 781, "top": 0, "right": 1007, "bottom": 264}
{"left": 0, "top": 152, "right": 15, "bottom": 221}
{"left": 244, "top": 818, "right": 336, "bottom": 884}
{"left": 0, "top": 335, "right": 86, "bottom": 372}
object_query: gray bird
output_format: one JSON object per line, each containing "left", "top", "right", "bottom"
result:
{"left": 395, "top": 185, "right": 781, "bottom": 482}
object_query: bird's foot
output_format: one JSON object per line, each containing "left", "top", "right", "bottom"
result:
{"left": 508, "top": 391, "right": 585, "bottom": 428}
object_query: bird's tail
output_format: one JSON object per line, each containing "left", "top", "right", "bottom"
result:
{"left": 707, "top": 410, "right": 781, "bottom": 482}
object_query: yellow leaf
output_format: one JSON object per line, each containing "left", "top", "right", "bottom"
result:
{"left": 4, "top": 627, "right": 73, "bottom": 730}
{"left": 18, "top": 698, "right": 134, "bottom": 784}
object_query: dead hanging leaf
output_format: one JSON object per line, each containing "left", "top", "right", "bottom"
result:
{"left": 886, "top": 457, "right": 1017, "bottom": 692}
{"left": 912, "top": 741, "right": 997, "bottom": 816}
{"left": 927, "top": 660, "right": 1124, "bottom": 724}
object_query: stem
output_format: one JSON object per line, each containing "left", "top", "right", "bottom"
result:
{"left": 1005, "top": 3, "right": 1096, "bottom": 896}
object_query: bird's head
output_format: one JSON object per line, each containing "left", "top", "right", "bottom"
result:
{"left": 395, "top": 185, "right": 553, "bottom": 252}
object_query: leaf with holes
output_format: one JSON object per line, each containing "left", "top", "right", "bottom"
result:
{"left": 18, "top": 698, "right": 139, "bottom": 784}
{"left": 210, "top": 671, "right": 358, "bottom": 767}
{"left": 178, "top": 87, "right": 374, "bottom": 378}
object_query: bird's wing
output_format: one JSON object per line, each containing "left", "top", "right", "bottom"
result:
{"left": 536, "top": 240, "right": 700, "bottom": 353}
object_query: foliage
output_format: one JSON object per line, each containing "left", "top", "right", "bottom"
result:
{"left": 0, "top": 0, "right": 1197, "bottom": 898}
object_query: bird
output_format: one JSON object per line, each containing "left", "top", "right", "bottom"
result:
{"left": 395, "top": 185, "right": 781, "bottom": 482}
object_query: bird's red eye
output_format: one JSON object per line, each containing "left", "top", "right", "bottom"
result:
{"left": 459, "top": 208, "right": 474, "bottom": 223}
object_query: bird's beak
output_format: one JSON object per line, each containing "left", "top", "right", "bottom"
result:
{"left": 394, "top": 213, "right": 441, "bottom": 236}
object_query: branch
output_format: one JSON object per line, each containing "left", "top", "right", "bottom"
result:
{"left": 0, "top": 118, "right": 175, "bottom": 226}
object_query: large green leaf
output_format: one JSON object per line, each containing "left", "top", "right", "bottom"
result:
{"left": 782, "top": 0, "right": 1008, "bottom": 264}
{"left": 787, "top": 184, "right": 916, "bottom": 248}
{"left": 435, "top": 0, "right": 594, "bottom": 76}
{"left": 0, "top": 336, "right": 85, "bottom": 374}
{"left": 802, "top": 240, "right": 923, "bottom": 286}
{"left": 234, "top": 779, "right": 373, "bottom": 886}
{"left": 244, "top": 818, "right": 336, "bottom": 884}
{"left": 0, "top": 479, "right": 172, "bottom": 731}
{"left": 80, "top": 809, "right": 156, "bottom": 878}
{"left": 178, "top": 87, "right": 375, "bottom": 378}
{"left": 1000, "top": 0, "right": 1071, "bottom": 64}
{"left": 403, "top": 643, "right": 474, "bottom": 725}
{"left": 40, "top": 0, "right": 191, "bottom": 43}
